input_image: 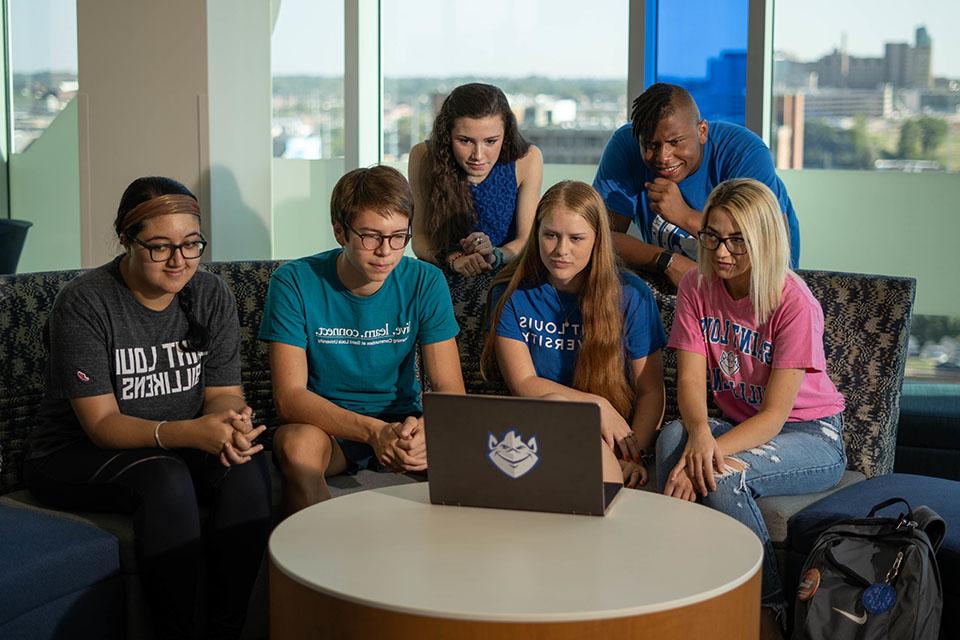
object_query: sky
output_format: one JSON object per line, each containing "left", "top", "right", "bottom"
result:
{"left": 10, "top": 0, "right": 959, "bottom": 80}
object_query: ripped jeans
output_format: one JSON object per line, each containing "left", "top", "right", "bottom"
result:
{"left": 655, "top": 413, "right": 846, "bottom": 610}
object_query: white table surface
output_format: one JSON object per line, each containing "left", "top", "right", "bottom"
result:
{"left": 269, "top": 483, "right": 763, "bottom": 622}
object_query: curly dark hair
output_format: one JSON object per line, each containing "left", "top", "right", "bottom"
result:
{"left": 421, "top": 83, "right": 530, "bottom": 256}
{"left": 630, "top": 83, "right": 700, "bottom": 146}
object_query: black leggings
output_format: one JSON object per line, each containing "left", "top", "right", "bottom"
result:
{"left": 25, "top": 441, "right": 272, "bottom": 640}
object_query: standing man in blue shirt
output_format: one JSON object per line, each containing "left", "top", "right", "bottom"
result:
{"left": 260, "top": 165, "right": 465, "bottom": 514}
{"left": 594, "top": 83, "right": 800, "bottom": 286}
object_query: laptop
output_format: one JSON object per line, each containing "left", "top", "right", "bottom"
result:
{"left": 423, "top": 393, "right": 621, "bottom": 516}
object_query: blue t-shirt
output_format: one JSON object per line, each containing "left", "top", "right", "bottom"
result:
{"left": 593, "top": 121, "right": 801, "bottom": 268}
{"left": 492, "top": 272, "right": 667, "bottom": 386}
{"left": 258, "top": 249, "right": 459, "bottom": 416}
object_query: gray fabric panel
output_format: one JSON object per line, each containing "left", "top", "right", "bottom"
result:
{"left": 758, "top": 469, "right": 866, "bottom": 545}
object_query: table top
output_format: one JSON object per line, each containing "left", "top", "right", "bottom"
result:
{"left": 269, "top": 483, "right": 762, "bottom": 622}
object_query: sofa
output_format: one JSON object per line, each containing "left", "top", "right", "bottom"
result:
{"left": 0, "top": 260, "right": 921, "bottom": 638}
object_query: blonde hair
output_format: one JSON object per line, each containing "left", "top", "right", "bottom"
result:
{"left": 698, "top": 178, "right": 792, "bottom": 325}
{"left": 481, "top": 181, "right": 634, "bottom": 418}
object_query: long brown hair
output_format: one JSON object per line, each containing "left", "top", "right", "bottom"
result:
{"left": 420, "top": 83, "right": 530, "bottom": 254}
{"left": 481, "top": 181, "right": 634, "bottom": 418}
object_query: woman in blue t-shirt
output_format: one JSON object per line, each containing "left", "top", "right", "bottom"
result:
{"left": 409, "top": 83, "right": 543, "bottom": 277}
{"left": 483, "top": 181, "right": 667, "bottom": 486}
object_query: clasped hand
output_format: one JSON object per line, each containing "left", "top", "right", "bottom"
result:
{"left": 450, "top": 232, "right": 495, "bottom": 277}
{"left": 371, "top": 416, "right": 427, "bottom": 472}
{"left": 197, "top": 406, "right": 266, "bottom": 467}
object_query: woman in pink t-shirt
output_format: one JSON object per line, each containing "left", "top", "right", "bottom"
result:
{"left": 655, "top": 178, "right": 845, "bottom": 639}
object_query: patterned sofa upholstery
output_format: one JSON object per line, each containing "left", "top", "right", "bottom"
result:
{"left": 447, "top": 268, "right": 916, "bottom": 544}
{"left": 0, "top": 261, "right": 915, "bottom": 637}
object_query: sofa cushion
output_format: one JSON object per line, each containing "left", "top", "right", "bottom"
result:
{"left": 0, "top": 491, "right": 138, "bottom": 573}
{"left": 327, "top": 469, "right": 422, "bottom": 498}
{"left": 787, "top": 473, "right": 959, "bottom": 579}
{"left": 0, "top": 503, "right": 120, "bottom": 624}
{"left": 757, "top": 469, "right": 865, "bottom": 545}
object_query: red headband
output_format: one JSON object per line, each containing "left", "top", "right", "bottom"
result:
{"left": 121, "top": 194, "right": 201, "bottom": 236}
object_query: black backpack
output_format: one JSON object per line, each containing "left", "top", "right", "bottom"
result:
{"left": 792, "top": 498, "right": 946, "bottom": 640}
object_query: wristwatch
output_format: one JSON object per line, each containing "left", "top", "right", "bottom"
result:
{"left": 655, "top": 250, "right": 674, "bottom": 274}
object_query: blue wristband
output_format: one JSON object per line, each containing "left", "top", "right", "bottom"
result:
{"left": 491, "top": 247, "right": 504, "bottom": 269}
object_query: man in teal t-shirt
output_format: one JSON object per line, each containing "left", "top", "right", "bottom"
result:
{"left": 259, "top": 165, "right": 464, "bottom": 514}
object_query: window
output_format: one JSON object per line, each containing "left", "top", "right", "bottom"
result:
{"left": 5, "top": 0, "right": 81, "bottom": 272}
{"left": 771, "top": 1, "right": 960, "bottom": 385}
{"left": 380, "top": 0, "right": 628, "bottom": 167}
{"left": 9, "top": 0, "right": 77, "bottom": 153}
{"left": 771, "top": 1, "right": 959, "bottom": 173}
{"left": 651, "top": 0, "right": 749, "bottom": 125}
{"left": 271, "top": 0, "right": 345, "bottom": 160}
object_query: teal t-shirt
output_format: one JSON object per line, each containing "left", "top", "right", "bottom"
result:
{"left": 258, "top": 249, "right": 459, "bottom": 416}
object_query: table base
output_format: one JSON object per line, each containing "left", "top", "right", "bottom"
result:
{"left": 270, "top": 562, "right": 761, "bottom": 640}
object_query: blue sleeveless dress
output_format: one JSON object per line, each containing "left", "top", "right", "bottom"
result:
{"left": 469, "top": 161, "right": 518, "bottom": 247}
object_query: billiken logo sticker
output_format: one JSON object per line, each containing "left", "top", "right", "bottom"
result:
{"left": 487, "top": 430, "right": 540, "bottom": 479}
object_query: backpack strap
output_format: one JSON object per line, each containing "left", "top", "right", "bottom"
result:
{"left": 867, "top": 497, "right": 912, "bottom": 519}
{"left": 911, "top": 505, "right": 947, "bottom": 552}
{"left": 825, "top": 540, "right": 872, "bottom": 588}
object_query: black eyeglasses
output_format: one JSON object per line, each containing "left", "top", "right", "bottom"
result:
{"left": 133, "top": 237, "right": 208, "bottom": 262}
{"left": 697, "top": 231, "right": 748, "bottom": 255}
{"left": 346, "top": 224, "right": 412, "bottom": 251}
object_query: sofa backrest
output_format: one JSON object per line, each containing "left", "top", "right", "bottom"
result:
{"left": 1, "top": 269, "right": 84, "bottom": 493}
{"left": 449, "top": 269, "right": 916, "bottom": 479}
{"left": 0, "top": 261, "right": 915, "bottom": 493}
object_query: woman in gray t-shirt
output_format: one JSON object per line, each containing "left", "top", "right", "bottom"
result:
{"left": 25, "top": 176, "right": 271, "bottom": 640}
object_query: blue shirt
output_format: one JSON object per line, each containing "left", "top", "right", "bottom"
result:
{"left": 258, "top": 250, "right": 459, "bottom": 416}
{"left": 493, "top": 272, "right": 666, "bottom": 386}
{"left": 593, "top": 121, "right": 801, "bottom": 267}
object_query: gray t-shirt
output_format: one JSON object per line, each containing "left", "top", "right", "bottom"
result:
{"left": 28, "top": 257, "right": 242, "bottom": 459}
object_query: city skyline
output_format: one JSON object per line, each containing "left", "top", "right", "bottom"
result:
{"left": 12, "top": 1, "right": 958, "bottom": 79}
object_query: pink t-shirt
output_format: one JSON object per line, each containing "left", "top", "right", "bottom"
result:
{"left": 669, "top": 270, "right": 845, "bottom": 423}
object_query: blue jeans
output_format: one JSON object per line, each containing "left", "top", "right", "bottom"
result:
{"left": 655, "top": 413, "right": 846, "bottom": 609}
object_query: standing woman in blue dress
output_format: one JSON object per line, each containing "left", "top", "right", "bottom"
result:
{"left": 409, "top": 83, "right": 543, "bottom": 276}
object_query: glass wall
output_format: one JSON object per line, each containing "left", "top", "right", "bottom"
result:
{"left": 771, "top": 0, "right": 959, "bottom": 173}
{"left": 9, "top": 0, "right": 77, "bottom": 153}
{"left": 652, "top": 0, "right": 749, "bottom": 125}
{"left": 270, "top": 0, "right": 346, "bottom": 259}
{"left": 380, "top": 0, "right": 629, "bottom": 168}
{"left": 271, "top": 0, "right": 345, "bottom": 160}
{"left": 771, "top": 0, "right": 960, "bottom": 385}
{"left": 5, "top": 0, "right": 81, "bottom": 272}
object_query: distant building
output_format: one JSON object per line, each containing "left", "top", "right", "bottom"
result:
{"left": 773, "top": 94, "right": 804, "bottom": 169}
{"left": 523, "top": 127, "right": 613, "bottom": 165}
{"left": 779, "top": 25, "right": 933, "bottom": 91}
{"left": 803, "top": 85, "right": 894, "bottom": 119}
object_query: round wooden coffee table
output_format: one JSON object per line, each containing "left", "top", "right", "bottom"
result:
{"left": 270, "top": 483, "right": 762, "bottom": 639}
